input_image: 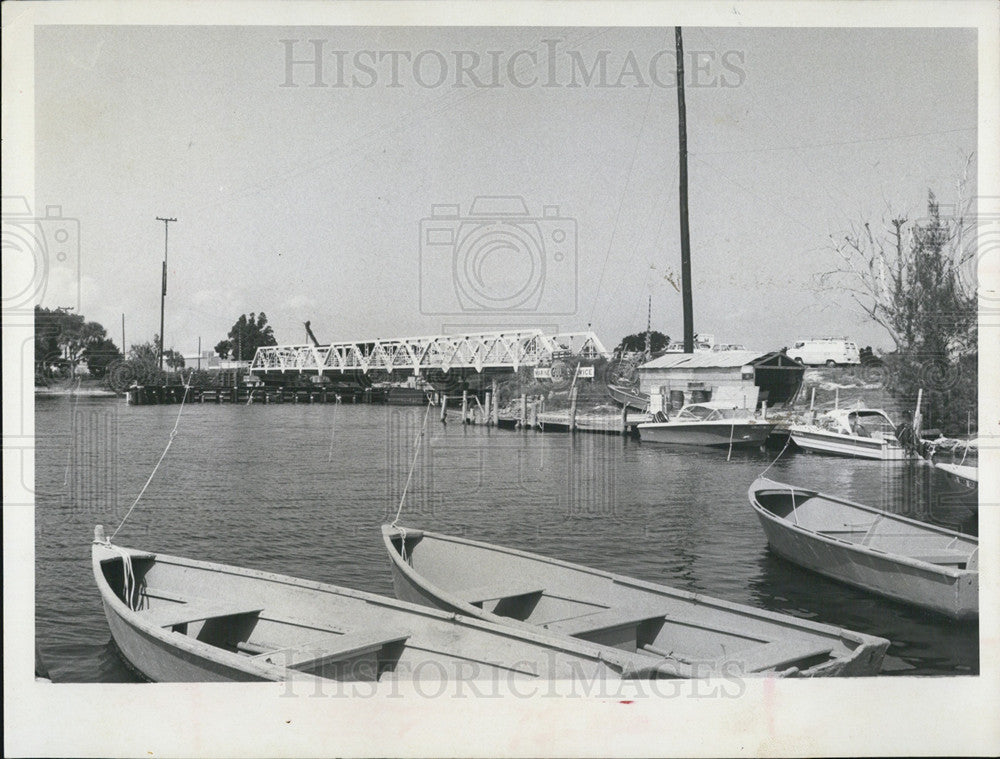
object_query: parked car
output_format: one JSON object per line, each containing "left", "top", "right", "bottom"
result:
{"left": 787, "top": 338, "right": 861, "bottom": 367}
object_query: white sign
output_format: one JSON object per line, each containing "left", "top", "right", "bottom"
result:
{"left": 578, "top": 366, "right": 595, "bottom": 379}
{"left": 534, "top": 367, "right": 552, "bottom": 379}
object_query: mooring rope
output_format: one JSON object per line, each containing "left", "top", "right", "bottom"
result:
{"left": 758, "top": 435, "right": 792, "bottom": 479}
{"left": 390, "top": 399, "right": 434, "bottom": 563}
{"left": 390, "top": 399, "right": 434, "bottom": 528}
{"left": 110, "top": 372, "right": 193, "bottom": 541}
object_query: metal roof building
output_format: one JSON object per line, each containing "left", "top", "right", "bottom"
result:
{"left": 637, "top": 350, "right": 805, "bottom": 410}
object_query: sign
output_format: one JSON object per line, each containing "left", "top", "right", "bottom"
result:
{"left": 534, "top": 367, "right": 552, "bottom": 379}
{"left": 578, "top": 366, "right": 595, "bottom": 379}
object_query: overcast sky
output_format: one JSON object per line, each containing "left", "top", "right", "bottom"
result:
{"left": 33, "top": 25, "right": 977, "bottom": 356}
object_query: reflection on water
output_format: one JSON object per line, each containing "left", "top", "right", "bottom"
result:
{"left": 34, "top": 396, "right": 978, "bottom": 681}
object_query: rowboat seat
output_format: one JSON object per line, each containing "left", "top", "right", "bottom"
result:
{"left": 459, "top": 581, "right": 545, "bottom": 606}
{"left": 546, "top": 607, "right": 665, "bottom": 636}
{"left": 716, "top": 639, "right": 835, "bottom": 674}
{"left": 909, "top": 550, "right": 971, "bottom": 567}
{"left": 142, "top": 601, "right": 265, "bottom": 628}
{"left": 251, "top": 629, "right": 411, "bottom": 670}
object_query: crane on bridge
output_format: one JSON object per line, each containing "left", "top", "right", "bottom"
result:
{"left": 304, "top": 320, "right": 323, "bottom": 348}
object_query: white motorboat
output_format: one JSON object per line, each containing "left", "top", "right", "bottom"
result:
{"left": 637, "top": 402, "right": 774, "bottom": 448}
{"left": 789, "top": 408, "right": 910, "bottom": 460}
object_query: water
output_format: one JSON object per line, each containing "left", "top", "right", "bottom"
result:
{"left": 34, "top": 396, "right": 978, "bottom": 681}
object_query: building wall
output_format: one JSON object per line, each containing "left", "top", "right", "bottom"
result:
{"left": 639, "top": 367, "right": 760, "bottom": 409}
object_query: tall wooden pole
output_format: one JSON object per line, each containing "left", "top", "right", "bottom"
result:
{"left": 675, "top": 28, "right": 694, "bottom": 354}
{"left": 156, "top": 216, "right": 177, "bottom": 371}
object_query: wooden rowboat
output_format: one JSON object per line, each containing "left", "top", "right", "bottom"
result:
{"left": 93, "top": 526, "right": 662, "bottom": 684}
{"left": 748, "top": 478, "right": 978, "bottom": 620}
{"left": 381, "top": 525, "right": 889, "bottom": 677}
{"left": 607, "top": 383, "right": 649, "bottom": 412}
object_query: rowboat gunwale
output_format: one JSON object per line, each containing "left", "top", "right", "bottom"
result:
{"left": 380, "top": 524, "right": 888, "bottom": 670}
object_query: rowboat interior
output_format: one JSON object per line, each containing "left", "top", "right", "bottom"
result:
{"left": 95, "top": 543, "right": 625, "bottom": 683}
{"left": 752, "top": 487, "right": 979, "bottom": 571}
{"left": 385, "top": 528, "right": 888, "bottom": 676}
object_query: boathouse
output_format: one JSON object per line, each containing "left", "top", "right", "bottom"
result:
{"left": 637, "top": 350, "right": 805, "bottom": 410}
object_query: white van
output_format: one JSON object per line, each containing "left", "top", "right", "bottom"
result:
{"left": 787, "top": 338, "right": 861, "bottom": 366}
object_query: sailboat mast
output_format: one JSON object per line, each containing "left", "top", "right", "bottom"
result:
{"left": 675, "top": 27, "right": 694, "bottom": 354}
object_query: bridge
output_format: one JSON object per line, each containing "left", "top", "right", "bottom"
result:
{"left": 249, "top": 330, "right": 609, "bottom": 381}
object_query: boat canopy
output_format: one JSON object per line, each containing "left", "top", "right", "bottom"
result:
{"left": 675, "top": 403, "right": 751, "bottom": 421}
{"left": 818, "top": 408, "right": 896, "bottom": 436}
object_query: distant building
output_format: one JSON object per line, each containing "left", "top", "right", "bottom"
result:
{"left": 180, "top": 350, "right": 250, "bottom": 371}
{"left": 637, "top": 350, "right": 805, "bottom": 410}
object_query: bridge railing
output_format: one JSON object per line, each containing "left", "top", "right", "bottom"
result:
{"left": 249, "top": 330, "right": 609, "bottom": 375}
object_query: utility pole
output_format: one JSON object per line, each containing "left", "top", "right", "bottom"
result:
{"left": 644, "top": 295, "right": 652, "bottom": 358}
{"left": 675, "top": 27, "right": 694, "bottom": 354}
{"left": 121, "top": 314, "right": 126, "bottom": 356}
{"left": 156, "top": 216, "right": 177, "bottom": 372}
{"left": 198, "top": 336, "right": 202, "bottom": 371}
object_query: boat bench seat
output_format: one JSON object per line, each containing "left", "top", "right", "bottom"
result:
{"left": 459, "top": 581, "right": 545, "bottom": 605}
{"left": 252, "top": 629, "right": 411, "bottom": 670}
{"left": 143, "top": 600, "right": 265, "bottom": 628}
{"left": 719, "top": 639, "right": 835, "bottom": 674}
{"left": 909, "top": 550, "right": 971, "bottom": 567}
{"left": 546, "top": 607, "right": 665, "bottom": 636}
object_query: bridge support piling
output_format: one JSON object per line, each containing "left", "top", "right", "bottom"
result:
{"left": 491, "top": 380, "right": 499, "bottom": 426}
{"left": 520, "top": 394, "right": 527, "bottom": 429}
{"left": 440, "top": 394, "right": 447, "bottom": 423}
{"left": 462, "top": 391, "right": 469, "bottom": 424}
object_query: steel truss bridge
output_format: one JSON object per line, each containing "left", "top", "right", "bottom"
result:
{"left": 249, "top": 330, "right": 609, "bottom": 379}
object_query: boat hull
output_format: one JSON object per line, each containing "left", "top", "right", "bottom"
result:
{"left": 748, "top": 480, "right": 978, "bottom": 620}
{"left": 789, "top": 427, "right": 908, "bottom": 460}
{"left": 638, "top": 421, "right": 773, "bottom": 447}
{"left": 100, "top": 595, "right": 273, "bottom": 682}
{"left": 382, "top": 526, "right": 889, "bottom": 677}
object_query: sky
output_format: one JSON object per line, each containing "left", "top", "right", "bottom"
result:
{"left": 31, "top": 24, "right": 978, "bottom": 356}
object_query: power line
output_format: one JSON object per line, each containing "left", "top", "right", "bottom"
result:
{"left": 689, "top": 126, "right": 974, "bottom": 157}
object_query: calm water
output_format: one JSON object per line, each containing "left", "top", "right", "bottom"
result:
{"left": 34, "top": 395, "right": 978, "bottom": 681}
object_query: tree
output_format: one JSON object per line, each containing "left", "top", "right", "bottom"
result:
{"left": 216, "top": 312, "right": 277, "bottom": 361}
{"left": 818, "top": 183, "right": 978, "bottom": 434}
{"left": 34, "top": 306, "right": 116, "bottom": 381}
{"left": 615, "top": 330, "right": 670, "bottom": 356}
{"left": 164, "top": 349, "right": 186, "bottom": 370}
{"left": 82, "top": 337, "right": 123, "bottom": 379}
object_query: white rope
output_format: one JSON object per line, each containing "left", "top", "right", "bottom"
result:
{"left": 389, "top": 399, "right": 434, "bottom": 528}
{"left": 110, "top": 372, "right": 193, "bottom": 541}
{"left": 759, "top": 435, "right": 792, "bottom": 478}
{"left": 727, "top": 421, "right": 735, "bottom": 462}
